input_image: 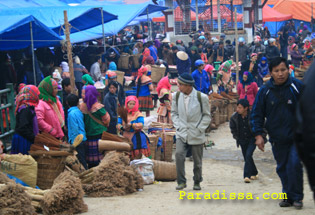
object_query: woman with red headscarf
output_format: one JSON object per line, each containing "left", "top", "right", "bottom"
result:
{"left": 156, "top": 75, "right": 172, "bottom": 124}
{"left": 11, "top": 85, "right": 40, "bottom": 154}
{"left": 80, "top": 85, "right": 110, "bottom": 168}
{"left": 117, "top": 96, "right": 151, "bottom": 159}
{"left": 136, "top": 66, "right": 153, "bottom": 117}
{"left": 35, "top": 76, "right": 65, "bottom": 140}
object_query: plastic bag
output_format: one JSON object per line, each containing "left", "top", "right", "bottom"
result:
{"left": 130, "top": 158, "right": 154, "bottom": 185}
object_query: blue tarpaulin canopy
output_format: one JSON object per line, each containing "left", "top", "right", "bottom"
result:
{"left": 0, "top": 15, "right": 63, "bottom": 51}
{"left": 0, "top": 6, "right": 118, "bottom": 35}
{"left": 68, "top": 2, "right": 168, "bottom": 43}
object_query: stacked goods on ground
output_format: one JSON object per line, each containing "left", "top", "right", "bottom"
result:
{"left": 209, "top": 92, "right": 238, "bottom": 130}
{"left": 79, "top": 151, "right": 144, "bottom": 197}
{"left": 0, "top": 171, "right": 87, "bottom": 215}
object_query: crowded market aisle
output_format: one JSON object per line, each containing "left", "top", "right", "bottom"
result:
{"left": 83, "top": 123, "right": 314, "bottom": 215}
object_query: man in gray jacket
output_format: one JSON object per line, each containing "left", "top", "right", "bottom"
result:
{"left": 171, "top": 73, "right": 211, "bottom": 191}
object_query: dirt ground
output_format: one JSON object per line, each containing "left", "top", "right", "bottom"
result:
{"left": 83, "top": 123, "right": 315, "bottom": 215}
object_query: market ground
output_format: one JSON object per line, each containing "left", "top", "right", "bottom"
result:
{"left": 83, "top": 123, "right": 315, "bottom": 215}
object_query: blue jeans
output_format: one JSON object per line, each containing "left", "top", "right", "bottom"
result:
{"left": 272, "top": 143, "right": 303, "bottom": 201}
{"left": 238, "top": 138, "right": 258, "bottom": 178}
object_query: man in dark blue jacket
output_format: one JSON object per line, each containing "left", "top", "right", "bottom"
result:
{"left": 250, "top": 57, "right": 304, "bottom": 209}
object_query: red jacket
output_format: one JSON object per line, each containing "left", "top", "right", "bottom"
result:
{"left": 237, "top": 81, "right": 258, "bottom": 106}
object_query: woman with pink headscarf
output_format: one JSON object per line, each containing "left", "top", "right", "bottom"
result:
{"left": 117, "top": 96, "right": 151, "bottom": 159}
{"left": 156, "top": 75, "right": 172, "bottom": 124}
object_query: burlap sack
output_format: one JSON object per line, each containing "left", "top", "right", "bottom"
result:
{"left": 1, "top": 154, "right": 37, "bottom": 187}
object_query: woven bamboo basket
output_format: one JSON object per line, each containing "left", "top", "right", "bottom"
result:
{"left": 29, "top": 151, "right": 70, "bottom": 190}
{"left": 213, "top": 107, "right": 220, "bottom": 126}
{"left": 152, "top": 160, "right": 177, "bottom": 181}
{"left": 148, "top": 134, "right": 160, "bottom": 160}
{"left": 115, "top": 70, "right": 125, "bottom": 85}
{"left": 118, "top": 53, "right": 130, "bottom": 70}
{"left": 150, "top": 122, "right": 174, "bottom": 129}
{"left": 151, "top": 65, "right": 166, "bottom": 83}
{"left": 160, "top": 132, "right": 174, "bottom": 162}
{"left": 131, "top": 54, "right": 141, "bottom": 69}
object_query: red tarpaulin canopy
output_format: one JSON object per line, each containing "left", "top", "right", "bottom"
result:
{"left": 153, "top": 6, "right": 243, "bottom": 22}
{"left": 263, "top": 5, "right": 293, "bottom": 22}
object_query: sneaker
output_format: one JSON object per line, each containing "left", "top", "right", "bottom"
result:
{"left": 244, "top": 177, "right": 251, "bottom": 183}
{"left": 293, "top": 200, "right": 303, "bottom": 209}
{"left": 193, "top": 183, "right": 201, "bottom": 190}
{"left": 279, "top": 199, "right": 293, "bottom": 207}
{"left": 250, "top": 175, "right": 258, "bottom": 180}
{"left": 176, "top": 183, "right": 187, "bottom": 190}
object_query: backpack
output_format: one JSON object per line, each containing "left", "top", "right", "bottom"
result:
{"left": 175, "top": 91, "right": 211, "bottom": 132}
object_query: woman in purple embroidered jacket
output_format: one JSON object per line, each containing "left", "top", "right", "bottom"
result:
{"left": 11, "top": 85, "right": 40, "bottom": 154}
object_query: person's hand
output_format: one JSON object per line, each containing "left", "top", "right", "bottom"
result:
{"left": 255, "top": 135, "right": 265, "bottom": 152}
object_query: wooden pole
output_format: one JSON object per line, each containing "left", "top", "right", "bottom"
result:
{"left": 234, "top": 8, "right": 239, "bottom": 86}
{"left": 218, "top": 0, "right": 221, "bottom": 33}
{"left": 63, "top": 10, "right": 77, "bottom": 95}
{"left": 195, "top": 0, "right": 199, "bottom": 32}
{"left": 30, "top": 22, "right": 36, "bottom": 85}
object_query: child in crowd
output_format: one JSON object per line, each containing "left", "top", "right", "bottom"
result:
{"left": 11, "top": 85, "right": 40, "bottom": 154}
{"left": 156, "top": 75, "right": 172, "bottom": 124}
{"left": 103, "top": 81, "right": 118, "bottom": 134}
{"left": 257, "top": 57, "right": 269, "bottom": 87}
{"left": 230, "top": 99, "right": 258, "bottom": 183}
{"left": 80, "top": 85, "right": 110, "bottom": 168}
{"left": 136, "top": 66, "right": 153, "bottom": 117}
{"left": 67, "top": 94, "right": 88, "bottom": 169}
{"left": 62, "top": 78, "right": 71, "bottom": 125}
{"left": 117, "top": 96, "right": 151, "bottom": 159}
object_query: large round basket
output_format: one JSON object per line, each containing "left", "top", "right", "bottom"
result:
{"left": 152, "top": 160, "right": 176, "bottom": 181}
{"left": 29, "top": 151, "right": 71, "bottom": 190}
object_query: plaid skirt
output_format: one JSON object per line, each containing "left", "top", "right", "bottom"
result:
{"left": 85, "top": 139, "right": 104, "bottom": 168}
{"left": 138, "top": 95, "right": 154, "bottom": 111}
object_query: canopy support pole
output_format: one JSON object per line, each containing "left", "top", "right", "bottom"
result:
{"left": 101, "top": 8, "right": 106, "bottom": 53}
{"left": 30, "top": 22, "right": 36, "bottom": 85}
{"left": 218, "top": 0, "right": 221, "bottom": 33}
{"left": 64, "top": 10, "right": 77, "bottom": 95}
{"left": 147, "top": 7, "right": 151, "bottom": 40}
{"left": 196, "top": 0, "right": 199, "bottom": 32}
{"left": 234, "top": 8, "right": 239, "bottom": 87}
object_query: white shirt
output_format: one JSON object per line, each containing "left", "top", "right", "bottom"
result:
{"left": 183, "top": 91, "right": 192, "bottom": 112}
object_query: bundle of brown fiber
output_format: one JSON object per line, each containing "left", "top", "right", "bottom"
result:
{"left": 83, "top": 151, "right": 144, "bottom": 197}
{"left": 40, "top": 171, "right": 88, "bottom": 215}
{"left": 0, "top": 173, "right": 36, "bottom": 215}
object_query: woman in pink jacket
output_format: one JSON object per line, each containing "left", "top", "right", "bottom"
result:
{"left": 237, "top": 71, "right": 258, "bottom": 108}
{"left": 35, "top": 76, "right": 65, "bottom": 139}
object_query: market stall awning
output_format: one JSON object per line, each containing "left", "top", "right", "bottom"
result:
{"left": 263, "top": 5, "right": 293, "bottom": 22}
{"left": 0, "top": 15, "right": 63, "bottom": 50}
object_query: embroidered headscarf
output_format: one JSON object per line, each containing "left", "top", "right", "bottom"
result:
{"left": 38, "top": 76, "right": 57, "bottom": 104}
{"left": 84, "top": 85, "right": 99, "bottom": 111}
{"left": 108, "top": 61, "right": 117, "bottom": 71}
{"left": 144, "top": 56, "right": 155, "bottom": 65}
{"left": 304, "top": 39, "right": 311, "bottom": 50}
{"left": 240, "top": 71, "right": 253, "bottom": 88}
{"left": 136, "top": 66, "right": 148, "bottom": 83}
{"left": 82, "top": 74, "right": 95, "bottom": 86}
{"left": 18, "top": 83, "right": 26, "bottom": 93}
{"left": 142, "top": 48, "right": 151, "bottom": 64}
{"left": 15, "top": 85, "right": 40, "bottom": 114}
{"left": 156, "top": 76, "right": 171, "bottom": 96}
{"left": 125, "top": 96, "right": 139, "bottom": 115}
{"left": 204, "top": 64, "right": 214, "bottom": 76}
{"left": 219, "top": 60, "right": 233, "bottom": 73}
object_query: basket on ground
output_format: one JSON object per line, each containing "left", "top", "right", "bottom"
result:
{"left": 29, "top": 151, "right": 71, "bottom": 190}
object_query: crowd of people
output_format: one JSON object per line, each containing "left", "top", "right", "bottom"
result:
{"left": 1, "top": 21, "right": 315, "bottom": 210}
